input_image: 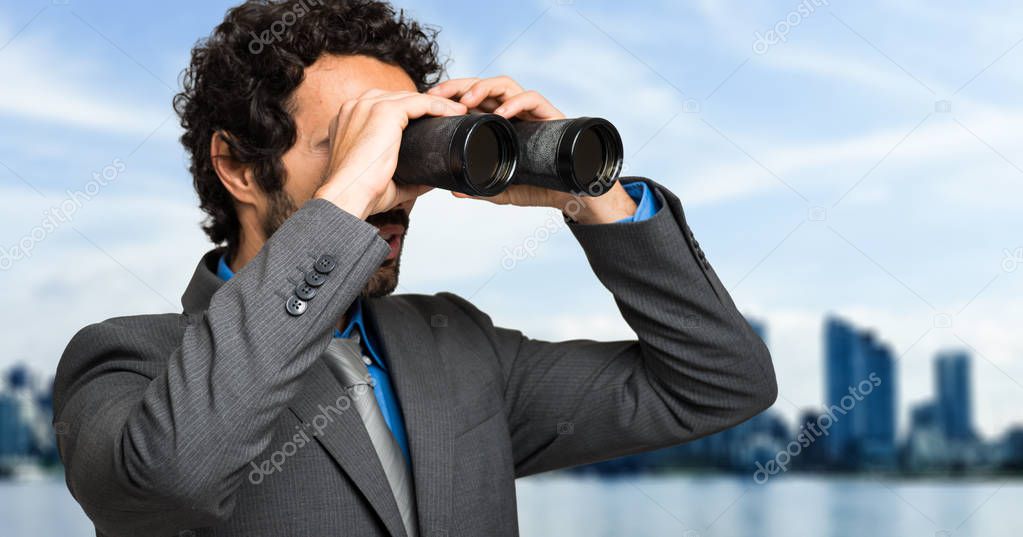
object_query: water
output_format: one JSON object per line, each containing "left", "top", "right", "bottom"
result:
{"left": 517, "top": 475, "right": 1023, "bottom": 536}
{"left": 3, "top": 475, "right": 1021, "bottom": 536}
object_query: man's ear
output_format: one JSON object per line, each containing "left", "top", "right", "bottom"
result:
{"left": 210, "top": 131, "right": 260, "bottom": 207}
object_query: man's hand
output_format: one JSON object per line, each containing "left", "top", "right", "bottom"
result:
{"left": 314, "top": 89, "right": 468, "bottom": 220}
{"left": 428, "top": 76, "right": 637, "bottom": 224}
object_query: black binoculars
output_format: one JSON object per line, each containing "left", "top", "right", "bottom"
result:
{"left": 394, "top": 114, "right": 624, "bottom": 197}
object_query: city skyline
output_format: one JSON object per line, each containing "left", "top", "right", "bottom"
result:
{"left": 576, "top": 313, "right": 1021, "bottom": 476}
{"left": 0, "top": 311, "right": 1016, "bottom": 444}
{"left": 2, "top": 312, "right": 1018, "bottom": 479}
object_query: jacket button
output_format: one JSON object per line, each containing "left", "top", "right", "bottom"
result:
{"left": 314, "top": 255, "right": 337, "bottom": 274}
{"left": 286, "top": 296, "right": 308, "bottom": 316}
{"left": 305, "top": 270, "right": 327, "bottom": 287}
{"left": 295, "top": 282, "right": 317, "bottom": 301}
{"left": 698, "top": 250, "right": 706, "bottom": 260}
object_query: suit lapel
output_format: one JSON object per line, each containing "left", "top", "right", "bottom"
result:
{"left": 288, "top": 359, "right": 408, "bottom": 537}
{"left": 366, "top": 297, "right": 455, "bottom": 537}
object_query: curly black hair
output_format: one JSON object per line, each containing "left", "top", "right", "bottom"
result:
{"left": 174, "top": 0, "right": 445, "bottom": 251}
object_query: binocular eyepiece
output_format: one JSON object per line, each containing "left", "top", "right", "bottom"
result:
{"left": 394, "top": 114, "right": 624, "bottom": 197}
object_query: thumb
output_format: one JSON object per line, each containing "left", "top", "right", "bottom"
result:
{"left": 451, "top": 190, "right": 510, "bottom": 205}
{"left": 391, "top": 183, "right": 433, "bottom": 206}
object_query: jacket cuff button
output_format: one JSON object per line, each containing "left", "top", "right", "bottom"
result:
{"left": 314, "top": 254, "right": 337, "bottom": 274}
{"left": 286, "top": 296, "right": 308, "bottom": 316}
{"left": 305, "top": 270, "right": 327, "bottom": 287}
{"left": 295, "top": 282, "right": 317, "bottom": 300}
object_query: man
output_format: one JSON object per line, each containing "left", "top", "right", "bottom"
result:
{"left": 54, "top": 1, "right": 777, "bottom": 536}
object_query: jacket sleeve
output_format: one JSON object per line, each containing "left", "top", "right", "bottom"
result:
{"left": 450, "top": 178, "right": 777, "bottom": 477}
{"left": 53, "top": 199, "right": 389, "bottom": 536}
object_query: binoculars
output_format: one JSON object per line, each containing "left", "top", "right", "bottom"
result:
{"left": 394, "top": 114, "right": 624, "bottom": 197}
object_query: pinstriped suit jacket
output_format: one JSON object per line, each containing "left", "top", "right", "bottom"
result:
{"left": 54, "top": 178, "right": 777, "bottom": 537}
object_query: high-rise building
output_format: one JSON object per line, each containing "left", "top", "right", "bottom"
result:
{"left": 823, "top": 317, "right": 857, "bottom": 464}
{"left": 793, "top": 408, "right": 830, "bottom": 469}
{"left": 823, "top": 317, "right": 898, "bottom": 468}
{"left": 935, "top": 350, "right": 974, "bottom": 441}
{"left": 0, "top": 393, "right": 33, "bottom": 460}
{"left": 0, "top": 365, "right": 56, "bottom": 469}
{"left": 859, "top": 335, "right": 897, "bottom": 467}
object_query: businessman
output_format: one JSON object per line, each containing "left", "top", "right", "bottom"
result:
{"left": 54, "top": 1, "right": 777, "bottom": 536}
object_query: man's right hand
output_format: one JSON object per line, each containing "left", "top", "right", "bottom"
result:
{"left": 314, "top": 89, "right": 467, "bottom": 219}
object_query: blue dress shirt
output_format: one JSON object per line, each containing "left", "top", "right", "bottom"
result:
{"left": 617, "top": 180, "right": 660, "bottom": 222}
{"left": 216, "top": 180, "right": 659, "bottom": 465}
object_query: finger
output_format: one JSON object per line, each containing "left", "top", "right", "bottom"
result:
{"left": 492, "top": 90, "right": 564, "bottom": 120}
{"left": 426, "top": 77, "right": 481, "bottom": 99}
{"left": 472, "top": 97, "right": 506, "bottom": 114}
{"left": 357, "top": 90, "right": 429, "bottom": 105}
{"left": 368, "top": 93, "right": 468, "bottom": 122}
{"left": 451, "top": 189, "right": 510, "bottom": 205}
{"left": 338, "top": 90, "right": 418, "bottom": 120}
{"left": 455, "top": 76, "right": 525, "bottom": 109}
{"left": 389, "top": 183, "right": 434, "bottom": 208}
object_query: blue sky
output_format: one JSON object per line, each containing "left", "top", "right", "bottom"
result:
{"left": 0, "top": 0, "right": 1020, "bottom": 437}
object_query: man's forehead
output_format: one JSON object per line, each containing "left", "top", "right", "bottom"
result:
{"left": 291, "top": 54, "right": 417, "bottom": 123}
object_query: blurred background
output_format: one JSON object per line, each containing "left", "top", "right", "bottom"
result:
{"left": 1, "top": 0, "right": 1021, "bottom": 535}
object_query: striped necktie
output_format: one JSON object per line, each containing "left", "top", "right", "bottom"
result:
{"left": 322, "top": 335, "right": 419, "bottom": 537}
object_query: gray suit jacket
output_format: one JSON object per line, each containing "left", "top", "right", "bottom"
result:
{"left": 54, "top": 178, "right": 776, "bottom": 537}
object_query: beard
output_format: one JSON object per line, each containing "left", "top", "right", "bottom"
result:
{"left": 263, "top": 190, "right": 407, "bottom": 299}
{"left": 361, "top": 208, "right": 408, "bottom": 298}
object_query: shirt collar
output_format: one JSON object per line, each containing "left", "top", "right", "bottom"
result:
{"left": 338, "top": 299, "right": 383, "bottom": 365}
{"left": 216, "top": 253, "right": 383, "bottom": 367}
{"left": 216, "top": 253, "right": 234, "bottom": 281}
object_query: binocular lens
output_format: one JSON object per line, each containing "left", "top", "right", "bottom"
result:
{"left": 465, "top": 121, "right": 502, "bottom": 192}
{"left": 513, "top": 117, "right": 624, "bottom": 195}
{"left": 573, "top": 126, "right": 609, "bottom": 188}
{"left": 395, "top": 114, "right": 518, "bottom": 197}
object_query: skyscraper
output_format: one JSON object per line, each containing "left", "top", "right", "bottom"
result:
{"left": 858, "top": 334, "right": 897, "bottom": 467}
{"left": 824, "top": 317, "right": 858, "bottom": 464}
{"left": 823, "top": 317, "right": 898, "bottom": 468}
{"left": 935, "top": 350, "right": 974, "bottom": 441}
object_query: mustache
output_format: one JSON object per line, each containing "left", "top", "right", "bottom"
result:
{"left": 366, "top": 208, "right": 409, "bottom": 229}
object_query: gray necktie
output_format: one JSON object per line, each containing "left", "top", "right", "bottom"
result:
{"left": 322, "top": 335, "right": 419, "bottom": 537}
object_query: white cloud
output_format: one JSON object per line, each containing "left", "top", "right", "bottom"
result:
{"left": 0, "top": 20, "right": 173, "bottom": 138}
{"left": 682, "top": 106, "right": 1023, "bottom": 206}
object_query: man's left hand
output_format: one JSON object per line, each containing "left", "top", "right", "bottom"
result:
{"left": 427, "top": 76, "right": 638, "bottom": 224}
